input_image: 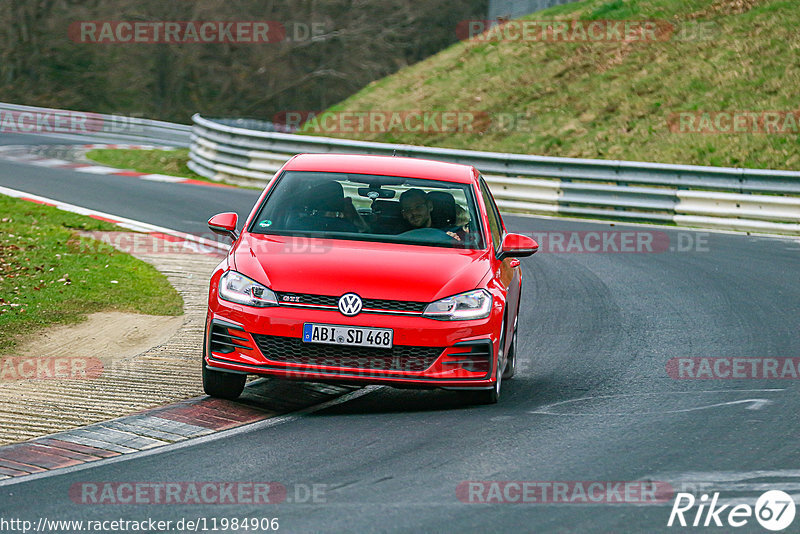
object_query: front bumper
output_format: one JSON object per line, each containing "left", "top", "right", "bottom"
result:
{"left": 204, "top": 298, "right": 501, "bottom": 389}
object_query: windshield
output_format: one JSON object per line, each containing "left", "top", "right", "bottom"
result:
{"left": 248, "top": 171, "right": 485, "bottom": 249}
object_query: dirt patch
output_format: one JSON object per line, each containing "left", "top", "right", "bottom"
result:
{"left": 7, "top": 312, "right": 182, "bottom": 361}
{"left": 0, "top": 232, "right": 224, "bottom": 445}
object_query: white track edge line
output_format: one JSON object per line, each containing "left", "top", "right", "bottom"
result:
{"left": 0, "top": 185, "right": 229, "bottom": 251}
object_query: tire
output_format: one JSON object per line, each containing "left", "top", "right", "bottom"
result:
{"left": 502, "top": 317, "right": 518, "bottom": 380}
{"left": 460, "top": 323, "right": 504, "bottom": 405}
{"left": 202, "top": 362, "right": 246, "bottom": 400}
{"left": 202, "top": 325, "right": 246, "bottom": 400}
{"left": 462, "top": 356, "right": 502, "bottom": 405}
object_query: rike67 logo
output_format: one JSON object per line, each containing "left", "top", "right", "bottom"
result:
{"left": 668, "top": 490, "right": 796, "bottom": 531}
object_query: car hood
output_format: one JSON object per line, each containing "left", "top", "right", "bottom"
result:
{"left": 232, "top": 233, "right": 492, "bottom": 302}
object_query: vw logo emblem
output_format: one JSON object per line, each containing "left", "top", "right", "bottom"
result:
{"left": 338, "top": 293, "right": 363, "bottom": 316}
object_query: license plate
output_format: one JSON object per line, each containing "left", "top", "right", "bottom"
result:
{"left": 302, "top": 323, "right": 393, "bottom": 349}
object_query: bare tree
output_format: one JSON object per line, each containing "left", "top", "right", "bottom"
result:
{"left": 0, "top": 0, "right": 488, "bottom": 121}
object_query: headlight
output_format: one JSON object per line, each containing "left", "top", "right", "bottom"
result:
{"left": 218, "top": 271, "right": 277, "bottom": 307}
{"left": 423, "top": 289, "right": 492, "bottom": 321}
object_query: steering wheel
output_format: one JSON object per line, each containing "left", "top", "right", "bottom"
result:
{"left": 399, "top": 227, "right": 460, "bottom": 244}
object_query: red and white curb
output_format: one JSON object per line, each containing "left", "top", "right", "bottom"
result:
{"left": 0, "top": 398, "right": 262, "bottom": 478}
{"left": 0, "top": 144, "right": 234, "bottom": 188}
{"left": 0, "top": 384, "right": 368, "bottom": 486}
{"left": 0, "top": 383, "right": 368, "bottom": 485}
{"left": 0, "top": 184, "right": 230, "bottom": 255}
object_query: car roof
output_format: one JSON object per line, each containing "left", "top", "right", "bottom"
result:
{"left": 282, "top": 153, "right": 477, "bottom": 184}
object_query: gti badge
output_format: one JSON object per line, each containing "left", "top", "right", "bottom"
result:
{"left": 338, "top": 293, "right": 363, "bottom": 316}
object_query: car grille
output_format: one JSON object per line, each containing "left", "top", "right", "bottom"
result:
{"left": 275, "top": 292, "right": 427, "bottom": 314}
{"left": 252, "top": 334, "right": 442, "bottom": 372}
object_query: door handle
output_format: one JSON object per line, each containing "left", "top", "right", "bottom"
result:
{"left": 508, "top": 259, "right": 521, "bottom": 268}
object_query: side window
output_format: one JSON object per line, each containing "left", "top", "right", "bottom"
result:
{"left": 479, "top": 178, "right": 502, "bottom": 251}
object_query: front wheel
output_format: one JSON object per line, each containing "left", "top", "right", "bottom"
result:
{"left": 460, "top": 325, "right": 504, "bottom": 405}
{"left": 461, "top": 356, "right": 502, "bottom": 405}
{"left": 203, "top": 362, "right": 246, "bottom": 400}
{"left": 202, "top": 323, "right": 246, "bottom": 400}
{"left": 502, "top": 318, "right": 518, "bottom": 380}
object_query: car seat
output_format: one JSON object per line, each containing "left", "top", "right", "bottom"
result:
{"left": 371, "top": 199, "right": 407, "bottom": 234}
{"left": 427, "top": 191, "right": 457, "bottom": 228}
{"left": 294, "top": 181, "right": 357, "bottom": 233}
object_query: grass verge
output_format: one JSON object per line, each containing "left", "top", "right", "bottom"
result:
{"left": 85, "top": 148, "right": 205, "bottom": 180}
{"left": 85, "top": 148, "right": 263, "bottom": 189}
{"left": 0, "top": 195, "right": 183, "bottom": 351}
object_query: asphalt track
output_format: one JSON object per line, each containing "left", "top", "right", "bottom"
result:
{"left": 1, "top": 133, "right": 799, "bottom": 533}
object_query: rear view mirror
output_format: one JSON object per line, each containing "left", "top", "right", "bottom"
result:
{"left": 497, "top": 233, "right": 538, "bottom": 260}
{"left": 358, "top": 187, "right": 395, "bottom": 199}
{"left": 208, "top": 212, "right": 239, "bottom": 240}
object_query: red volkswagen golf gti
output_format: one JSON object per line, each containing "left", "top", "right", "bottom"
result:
{"left": 203, "top": 154, "right": 537, "bottom": 404}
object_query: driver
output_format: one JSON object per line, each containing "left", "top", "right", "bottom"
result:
{"left": 399, "top": 188, "right": 433, "bottom": 229}
{"left": 400, "top": 188, "right": 462, "bottom": 241}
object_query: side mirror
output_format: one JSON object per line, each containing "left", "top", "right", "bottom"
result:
{"left": 497, "top": 233, "right": 538, "bottom": 261}
{"left": 208, "top": 212, "right": 239, "bottom": 240}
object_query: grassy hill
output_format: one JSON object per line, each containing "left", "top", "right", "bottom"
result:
{"left": 304, "top": 0, "right": 800, "bottom": 170}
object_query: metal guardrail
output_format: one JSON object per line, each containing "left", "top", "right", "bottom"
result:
{"left": 189, "top": 114, "right": 800, "bottom": 235}
{"left": 1, "top": 101, "right": 796, "bottom": 235}
{"left": 0, "top": 102, "right": 192, "bottom": 146}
